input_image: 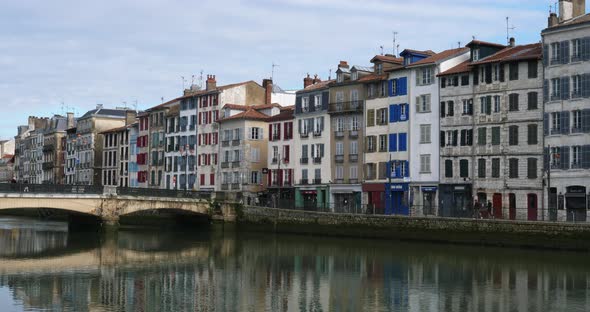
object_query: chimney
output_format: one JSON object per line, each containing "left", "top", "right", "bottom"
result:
{"left": 338, "top": 61, "right": 349, "bottom": 69}
{"left": 509, "top": 37, "right": 515, "bottom": 47}
{"left": 28, "top": 116, "right": 36, "bottom": 131}
{"left": 67, "top": 112, "right": 75, "bottom": 129}
{"left": 548, "top": 12, "right": 559, "bottom": 27}
{"left": 312, "top": 74, "right": 322, "bottom": 85}
{"left": 303, "top": 74, "right": 313, "bottom": 88}
{"left": 206, "top": 75, "right": 217, "bottom": 91}
{"left": 262, "top": 78, "right": 273, "bottom": 105}
{"left": 125, "top": 110, "right": 136, "bottom": 126}
{"left": 573, "top": 0, "right": 586, "bottom": 18}
{"left": 559, "top": 0, "right": 574, "bottom": 22}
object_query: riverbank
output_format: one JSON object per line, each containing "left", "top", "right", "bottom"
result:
{"left": 237, "top": 206, "right": 590, "bottom": 251}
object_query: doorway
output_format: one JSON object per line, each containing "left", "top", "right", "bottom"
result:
{"left": 527, "top": 194, "right": 538, "bottom": 221}
{"left": 493, "top": 193, "right": 502, "bottom": 219}
{"left": 508, "top": 193, "right": 516, "bottom": 220}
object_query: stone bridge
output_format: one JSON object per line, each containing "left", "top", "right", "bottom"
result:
{"left": 0, "top": 193, "right": 235, "bottom": 224}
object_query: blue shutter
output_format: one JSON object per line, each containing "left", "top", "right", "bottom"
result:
{"left": 322, "top": 91, "right": 329, "bottom": 110}
{"left": 389, "top": 104, "right": 396, "bottom": 123}
{"left": 398, "top": 77, "right": 407, "bottom": 96}
{"left": 404, "top": 161, "right": 410, "bottom": 177}
{"left": 399, "top": 133, "right": 407, "bottom": 151}
{"left": 393, "top": 105, "right": 400, "bottom": 122}
{"left": 543, "top": 45, "right": 549, "bottom": 67}
{"left": 389, "top": 133, "right": 397, "bottom": 152}
{"left": 543, "top": 113, "right": 549, "bottom": 136}
{"left": 388, "top": 80, "right": 394, "bottom": 97}
{"left": 561, "top": 41, "right": 570, "bottom": 64}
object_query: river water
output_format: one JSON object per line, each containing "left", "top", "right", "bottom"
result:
{"left": 0, "top": 216, "right": 589, "bottom": 312}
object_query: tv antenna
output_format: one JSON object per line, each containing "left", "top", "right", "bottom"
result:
{"left": 328, "top": 69, "right": 332, "bottom": 80}
{"left": 271, "top": 62, "right": 279, "bottom": 81}
{"left": 133, "top": 99, "right": 138, "bottom": 112}
{"left": 393, "top": 31, "right": 398, "bottom": 55}
{"left": 199, "top": 70, "right": 204, "bottom": 88}
{"left": 191, "top": 75, "right": 195, "bottom": 86}
{"left": 506, "top": 17, "right": 516, "bottom": 45}
{"left": 380, "top": 45, "right": 384, "bottom": 55}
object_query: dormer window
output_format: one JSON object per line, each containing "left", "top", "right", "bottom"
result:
{"left": 302, "top": 97, "right": 309, "bottom": 112}
{"left": 376, "top": 63, "right": 383, "bottom": 74}
{"left": 404, "top": 58, "right": 411, "bottom": 66}
{"left": 351, "top": 71, "right": 358, "bottom": 81}
{"left": 337, "top": 73, "right": 344, "bottom": 83}
{"left": 473, "top": 49, "right": 480, "bottom": 61}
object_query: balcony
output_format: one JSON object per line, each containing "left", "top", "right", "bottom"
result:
{"left": 271, "top": 135, "right": 281, "bottom": 141}
{"left": 335, "top": 155, "right": 344, "bottom": 163}
{"left": 349, "top": 130, "right": 359, "bottom": 138}
{"left": 271, "top": 158, "right": 278, "bottom": 164}
{"left": 222, "top": 140, "right": 230, "bottom": 147}
{"left": 232, "top": 161, "right": 240, "bottom": 167}
{"left": 349, "top": 154, "right": 359, "bottom": 163}
{"left": 299, "top": 179, "right": 309, "bottom": 185}
{"left": 334, "top": 179, "right": 345, "bottom": 184}
{"left": 335, "top": 131, "right": 344, "bottom": 138}
{"left": 232, "top": 140, "right": 241, "bottom": 146}
{"left": 221, "top": 184, "right": 229, "bottom": 191}
{"left": 42, "top": 145, "right": 55, "bottom": 153}
{"left": 313, "top": 157, "right": 322, "bottom": 164}
{"left": 231, "top": 183, "right": 240, "bottom": 190}
{"left": 221, "top": 162, "right": 230, "bottom": 169}
{"left": 312, "top": 179, "right": 322, "bottom": 184}
{"left": 300, "top": 157, "right": 309, "bottom": 164}
{"left": 313, "top": 131, "right": 322, "bottom": 137}
{"left": 283, "top": 180, "right": 292, "bottom": 187}
{"left": 349, "top": 178, "right": 359, "bottom": 184}
{"left": 300, "top": 132, "right": 309, "bottom": 138}
{"left": 328, "top": 101, "right": 364, "bottom": 114}
{"left": 572, "top": 127, "right": 583, "bottom": 134}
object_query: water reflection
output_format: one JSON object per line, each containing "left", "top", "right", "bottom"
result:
{"left": 0, "top": 217, "right": 589, "bottom": 311}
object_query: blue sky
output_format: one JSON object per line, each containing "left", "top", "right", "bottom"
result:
{"left": 0, "top": 0, "right": 558, "bottom": 139}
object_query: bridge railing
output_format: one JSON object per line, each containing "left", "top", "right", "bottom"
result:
{"left": 116, "top": 187, "right": 211, "bottom": 200}
{"left": 0, "top": 183, "right": 104, "bottom": 195}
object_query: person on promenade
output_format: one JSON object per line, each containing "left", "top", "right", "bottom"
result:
{"left": 487, "top": 200, "right": 493, "bottom": 219}
{"left": 473, "top": 200, "right": 480, "bottom": 219}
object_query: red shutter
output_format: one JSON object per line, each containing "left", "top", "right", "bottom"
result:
{"left": 198, "top": 134, "right": 202, "bottom": 146}
{"left": 278, "top": 169, "right": 283, "bottom": 187}
{"left": 269, "top": 124, "right": 273, "bottom": 142}
{"left": 198, "top": 155, "right": 201, "bottom": 166}
{"left": 284, "top": 122, "right": 288, "bottom": 140}
{"left": 267, "top": 170, "right": 272, "bottom": 186}
{"left": 200, "top": 174, "right": 205, "bottom": 186}
{"left": 289, "top": 169, "right": 293, "bottom": 185}
{"left": 285, "top": 145, "right": 290, "bottom": 163}
{"left": 207, "top": 154, "right": 211, "bottom": 165}
{"left": 208, "top": 111, "right": 212, "bottom": 124}
{"left": 215, "top": 110, "right": 219, "bottom": 121}
{"left": 214, "top": 153, "right": 218, "bottom": 164}
{"left": 289, "top": 122, "right": 293, "bottom": 139}
{"left": 208, "top": 133, "right": 212, "bottom": 145}
{"left": 210, "top": 174, "right": 215, "bottom": 185}
{"left": 198, "top": 112, "right": 201, "bottom": 125}
{"left": 214, "top": 133, "right": 218, "bottom": 144}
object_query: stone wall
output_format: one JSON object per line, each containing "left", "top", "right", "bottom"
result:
{"left": 239, "top": 206, "right": 590, "bottom": 250}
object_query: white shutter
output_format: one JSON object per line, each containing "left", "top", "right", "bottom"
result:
{"left": 259, "top": 127, "right": 264, "bottom": 140}
{"left": 416, "top": 96, "right": 421, "bottom": 113}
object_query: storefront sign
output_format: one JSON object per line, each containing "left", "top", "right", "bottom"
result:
{"left": 390, "top": 184, "right": 408, "bottom": 191}
{"left": 422, "top": 186, "right": 438, "bottom": 192}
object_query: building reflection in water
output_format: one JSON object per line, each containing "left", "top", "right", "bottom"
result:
{"left": 0, "top": 218, "right": 589, "bottom": 312}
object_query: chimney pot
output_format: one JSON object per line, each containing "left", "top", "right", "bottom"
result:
{"left": 548, "top": 12, "right": 559, "bottom": 27}
{"left": 303, "top": 74, "right": 314, "bottom": 88}
{"left": 559, "top": 0, "right": 574, "bottom": 22}
{"left": 509, "top": 37, "right": 515, "bottom": 47}
{"left": 206, "top": 74, "right": 217, "bottom": 90}
{"left": 338, "top": 61, "right": 349, "bottom": 69}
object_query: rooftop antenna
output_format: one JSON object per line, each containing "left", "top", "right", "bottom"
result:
{"left": 271, "top": 62, "right": 279, "bottom": 81}
{"left": 191, "top": 75, "right": 195, "bottom": 86}
{"left": 133, "top": 99, "right": 138, "bottom": 112}
{"left": 393, "top": 31, "right": 398, "bottom": 56}
{"left": 396, "top": 44, "right": 400, "bottom": 56}
{"left": 458, "top": 41, "right": 461, "bottom": 48}
{"left": 123, "top": 101, "right": 127, "bottom": 109}
{"left": 180, "top": 76, "right": 186, "bottom": 90}
{"left": 199, "top": 70, "right": 204, "bottom": 89}
{"left": 506, "top": 17, "right": 516, "bottom": 45}
{"left": 380, "top": 45, "right": 384, "bottom": 55}
{"left": 161, "top": 97, "right": 164, "bottom": 103}
{"left": 329, "top": 69, "right": 332, "bottom": 80}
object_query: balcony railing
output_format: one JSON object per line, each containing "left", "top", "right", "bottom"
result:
{"left": 335, "top": 155, "right": 344, "bottom": 163}
{"left": 221, "top": 184, "right": 229, "bottom": 191}
{"left": 349, "top": 154, "right": 359, "bottom": 163}
{"left": 349, "top": 178, "right": 359, "bottom": 184}
{"left": 349, "top": 130, "right": 359, "bottom": 138}
{"left": 335, "top": 131, "right": 344, "bottom": 138}
{"left": 232, "top": 140, "right": 241, "bottom": 146}
{"left": 300, "top": 157, "right": 309, "bottom": 164}
{"left": 299, "top": 179, "right": 309, "bottom": 185}
{"left": 312, "top": 179, "right": 322, "bottom": 184}
{"left": 42, "top": 145, "right": 55, "bottom": 152}
{"left": 221, "top": 162, "right": 230, "bottom": 169}
{"left": 271, "top": 158, "right": 278, "bottom": 164}
{"left": 313, "top": 131, "right": 322, "bottom": 137}
{"left": 222, "top": 140, "right": 230, "bottom": 147}
{"left": 300, "top": 132, "right": 309, "bottom": 138}
{"left": 328, "top": 101, "right": 364, "bottom": 114}
{"left": 313, "top": 157, "right": 322, "bottom": 164}
{"left": 231, "top": 183, "right": 240, "bottom": 190}
{"left": 572, "top": 126, "right": 583, "bottom": 134}
{"left": 232, "top": 161, "right": 240, "bottom": 167}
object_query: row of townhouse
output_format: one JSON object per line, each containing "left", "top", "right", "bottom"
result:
{"left": 10, "top": 0, "right": 590, "bottom": 222}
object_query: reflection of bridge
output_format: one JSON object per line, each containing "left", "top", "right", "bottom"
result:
{"left": 0, "top": 193, "right": 214, "bottom": 224}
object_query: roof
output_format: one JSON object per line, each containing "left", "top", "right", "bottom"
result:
{"left": 544, "top": 13, "right": 590, "bottom": 32}
{"left": 99, "top": 123, "right": 138, "bottom": 134}
{"left": 357, "top": 73, "right": 388, "bottom": 82}
{"left": 2, "top": 154, "right": 13, "bottom": 160}
{"left": 280, "top": 105, "right": 294, "bottom": 111}
{"left": 251, "top": 103, "right": 282, "bottom": 110}
{"left": 223, "top": 104, "right": 249, "bottom": 111}
{"left": 351, "top": 66, "right": 373, "bottom": 73}
{"left": 217, "top": 108, "right": 270, "bottom": 123}
{"left": 370, "top": 55, "right": 403, "bottom": 64}
{"left": 471, "top": 43, "right": 542, "bottom": 65}
{"left": 267, "top": 109, "right": 294, "bottom": 122}
{"left": 400, "top": 49, "right": 436, "bottom": 57}
{"left": 297, "top": 80, "right": 335, "bottom": 93}
{"left": 80, "top": 108, "right": 128, "bottom": 120}
{"left": 437, "top": 60, "right": 471, "bottom": 77}
{"left": 466, "top": 40, "right": 506, "bottom": 49}
{"left": 407, "top": 47, "right": 470, "bottom": 67}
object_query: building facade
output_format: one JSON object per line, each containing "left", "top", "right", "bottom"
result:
{"left": 542, "top": 1, "right": 590, "bottom": 221}
{"left": 266, "top": 107, "right": 296, "bottom": 206}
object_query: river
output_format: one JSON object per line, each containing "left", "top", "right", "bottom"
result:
{"left": 0, "top": 216, "right": 588, "bottom": 312}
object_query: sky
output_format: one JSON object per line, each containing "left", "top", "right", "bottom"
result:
{"left": 0, "top": 0, "right": 557, "bottom": 139}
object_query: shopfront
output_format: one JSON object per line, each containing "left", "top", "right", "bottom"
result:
{"left": 438, "top": 184, "right": 472, "bottom": 218}
{"left": 385, "top": 183, "right": 409, "bottom": 215}
{"left": 295, "top": 186, "right": 330, "bottom": 211}
{"left": 565, "top": 186, "right": 587, "bottom": 222}
{"left": 362, "top": 183, "right": 385, "bottom": 214}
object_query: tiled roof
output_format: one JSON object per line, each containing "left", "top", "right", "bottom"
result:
{"left": 267, "top": 109, "right": 294, "bottom": 122}
{"left": 370, "top": 55, "right": 403, "bottom": 64}
{"left": 223, "top": 104, "right": 249, "bottom": 111}
{"left": 437, "top": 60, "right": 471, "bottom": 77}
{"left": 357, "top": 73, "right": 388, "bottom": 82}
{"left": 545, "top": 13, "right": 590, "bottom": 31}
{"left": 2, "top": 154, "right": 13, "bottom": 160}
{"left": 99, "top": 123, "right": 137, "bottom": 134}
{"left": 297, "top": 80, "right": 335, "bottom": 93}
{"left": 217, "top": 108, "right": 270, "bottom": 123}
{"left": 79, "top": 108, "right": 128, "bottom": 119}
{"left": 401, "top": 49, "right": 436, "bottom": 56}
{"left": 280, "top": 105, "right": 294, "bottom": 111}
{"left": 466, "top": 40, "right": 506, "bottom": 49}
{"left": 251, "top": 103, "right": 282, "bottom": 110}
{"left": 145, "top": 97, "right": 180, "bottom": 112}
{"left": 471, "top": 43, "right": 542, "bottom": 65}
{"left": 218, "top": 80, "right": 259, "bottom": 90}
{"left": 407, "top": 47, "right": 470, "bottom": 67}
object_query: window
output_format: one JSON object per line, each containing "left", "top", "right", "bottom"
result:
{"left": 417, "top": 67, "right": 434, "bottom": 85}
{"left": 336, "top": 165, "right": 343, "bottom": 180}
{"left": 336, "top": 142, "right": 343, "bottom": 156}
{"left": 350, "top": 166, "right": 358, "bottom": 180}
{"left": 551, "top": 78, "right": 561, "bottom": 99}
{"left": 551, "top": 42, "right": 560, "bottom": 63}
{"left": 478, "top": 158, "right": 486, "bottom": 178}
{"left": 351, "top": 71, "right": 358, "bottom": 81}
{"left": 377, "top": 108, "right": 388, "bottom": 125}
{"left": 527, "top": 92, "right": 538, "bottom": 110}
{"left": 509, "top": 63, "right": 519, "bottom": 80}
{"left": 572, "top": 75, "right": 582, "bottom": 98}
{"left": 572, "top": 39, "right": 582, "bottom": 61}
{"left": 493, "top": 96, "right": 501, "bottom": 113}
{"left": 527, "top": 61, "right": 538, "bottom": 79}
{"left": 462, "top": 99, "right": 473, "bottom": 115}
{"left": 376, "top": 63, "right": 383, "bottom": 74}
{"left": 509, "top": 126, "right": 519, "bottom": 145}
{"left": 250, "top": 171, "right": 260, "bottom": 184}
{"left": 509, "top": 158, "right": 519, "bottom": 178}
{"left": 337, "top": 73, "right": 343, "bottom": 83}
{"left": 460, "top": 129, "right": 473, "bottom": 146}
{"left": 551, "top": 112, "right": 561, "bottom": 133}
{"left": 459, "top": 159, "right": 469, "bottom": 178}
{"left": 445, "top": 160, "right": 453, "bottom": 178}
{"left": 527, "top": 124, "right": 538, "bottom": 145}
{"left": 420, "top": 124, "right": 431, "bottom": 143}
{"left": 550, "top": 146, "right": 561, "bottom": 167}
{"left": 572, "top": 146, "right": 582, "bottom": 167}
{"left": 473, "top": 49, "right": 480, "bottom": 61}
{"left": 461, "top": 75, "right": 469, "bottom": 86}
{"left": 573, "top": 110, "right": 582, "bottom": 131}
{"left": 302, "top": 97, "right": 309, "bottom": 112}
{"left": 480, "top": 96, "right": 491, "bottom": 115}
{"left": 367, "top": 136, "right": 376, "bottom": 152}
{"left": 350, "top": 141, "right": 358, "bottom": 155}
{"left": 509, "top": 93, "right": 519, "bottom": 111}
{"left": 491, "top": 127, "right": 500, "bottom": 145}
{"left": 314, "top": 94, "right": 322, "bottom": 109}
{"left": 477, "top": 127, "right": 487, "bottom": 145}
{"left": 378, "top": 135, "right": 387, "bottom": 152}
{"left": 250, "top": 127, "right": 262, "bottom": 140}
{"left": 350, "top": 116, "right": 359, "bottom": 131}
{"left": 447, "top": 101, "right": 454, "bottom": 116}
{"left": 416, "top": 94, "right": 431, "bottom": 112}
{"left": 491, "top": 158, "right": 500, "bottom": 178}
{"left": 527, "top": 158, "right": 537, "bottom": 179}
{"left": 420, "top": 155, "right": 431, "bottom": 173}
{"left": 336, "top": 118, "right": 344, "bottom": 132}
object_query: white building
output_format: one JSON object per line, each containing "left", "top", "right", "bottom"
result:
{"left": 406, "top": 47, "right": 470, "bottom": 216}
